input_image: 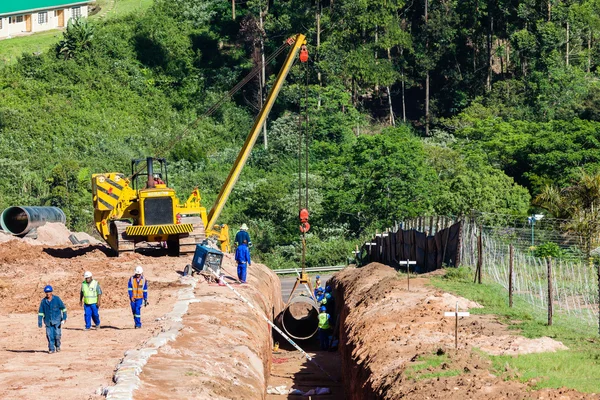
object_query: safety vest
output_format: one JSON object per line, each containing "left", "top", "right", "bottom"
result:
{"left": 130, "top": 276, "right": 146, "bottom": 299}
{"left": 318, "top": 312, "right": 330, "bottom": 329}
{"left": 82, "top": 280, "right": 99, "bottom": 305}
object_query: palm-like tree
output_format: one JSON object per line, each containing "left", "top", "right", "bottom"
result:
{"left": 536, "top": 170, "right": 600, "bottom": 258}
{"left": 56, "top": 18, "right": 95, "bottom": 60}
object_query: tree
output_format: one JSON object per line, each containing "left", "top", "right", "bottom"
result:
{"left": 536, "top": 170, "right": 600, "bottom": 257}
{"left": 56, "top": 18, "right": 95, "bottom": 60}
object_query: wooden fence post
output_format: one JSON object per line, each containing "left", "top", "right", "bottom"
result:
{"left": 474, "top": 227, "right": 482, "bottom": 284}
{"left": 509, "top": 244, "right": 514, "bottom": 308}
{"left": 547, "top": 257, "right": 553, "bottom": 326}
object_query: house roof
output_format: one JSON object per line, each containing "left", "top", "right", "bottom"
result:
{"left": 0, "top": 1, "right": 93, "bottom": 17}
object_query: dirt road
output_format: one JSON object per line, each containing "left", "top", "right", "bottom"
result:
{"left": 0, "top": 239, "right": 186, "bottom": 399}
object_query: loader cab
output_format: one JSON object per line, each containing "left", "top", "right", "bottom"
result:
{"left": 131, "top": 157, "right": 169, "bottom": 190}
{"left": 132, "top": 157, "right": 175, "bottom": 226}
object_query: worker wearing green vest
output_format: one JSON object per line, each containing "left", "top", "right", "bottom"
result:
{"left": 318, "top": 305, "right": 331, "bottom": 350}
{"left": 79, "top": 271, "right": 102, "bottom": 330}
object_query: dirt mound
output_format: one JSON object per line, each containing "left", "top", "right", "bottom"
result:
{"left": 0, "top": 239, "right": 48, "bottom": 264}
{"left": 332, "top": 263, "right": 584, "bottom": 400}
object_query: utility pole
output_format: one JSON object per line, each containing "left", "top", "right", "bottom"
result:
{"left": 424, "top": 0, "right": 429, "bottom": 136}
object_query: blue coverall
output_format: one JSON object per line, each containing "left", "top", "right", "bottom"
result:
{"left": 128, "top": 276, "right": 148, "bottom": 328}
{"left": 38, "top": 296, "right": 67, "bottom": 352}
{"left": 234, "top": 230, "right": 252, "bottom": 247}
{"left": 235, "top": 243, "right": 251, "bottom": 283}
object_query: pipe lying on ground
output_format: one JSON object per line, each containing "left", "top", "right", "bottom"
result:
{"left": 1, "top": 206, "right": 66, "bottom": 236}
{"left": 276, "top": 295, "right": 319, "bottom": 340}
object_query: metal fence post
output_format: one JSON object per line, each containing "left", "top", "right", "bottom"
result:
{"left": 547, "top": 257, "right": 553, "bottom": 326}
{"left": 509, "top": 244, "right": 514, "bottom": 308}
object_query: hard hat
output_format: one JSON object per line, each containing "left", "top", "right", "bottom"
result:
{"left": 135, "top": 265, "right": 143, "bottom": 275}
{"left": 240, "top": 223, "right": 248, "bottom": 231}
{"left": 153, "top": 174, "right": 160, "bottom": 179}
{"left": 325, "top": 285, "right": 332, "bottom": 293}
{"left": 320, "top": 305, "right": 326, "bottom": 312}
{"left": 44, "top": 285, "right": 53, "bottom": 293}
{"left": 83, "top": 271, "right": 92, "bottom": 278}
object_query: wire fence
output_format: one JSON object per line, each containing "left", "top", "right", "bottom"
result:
{"left": 462, "top": 222, "right": 600, "bottom": 329}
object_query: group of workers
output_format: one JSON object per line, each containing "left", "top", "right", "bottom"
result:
{"left": 315, "top": 276, "right": 337, "bottom": 351}
{"left": 37, "top": 265, "right": 149, "bottom": 354}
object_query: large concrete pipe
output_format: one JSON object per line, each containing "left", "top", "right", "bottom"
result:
{"left": 276, "top": 295, "right": 320, "bottom": 340}
{"left": 1, "top": 206, "right": 66, "bottom": 236}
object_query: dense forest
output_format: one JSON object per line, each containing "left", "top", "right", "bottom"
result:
{"left": 1, "top": 0, "right": 600, "bottom": 268}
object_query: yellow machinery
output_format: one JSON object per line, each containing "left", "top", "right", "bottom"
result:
{"left": 92, "top": 34, "right": 307, "bottom": 256}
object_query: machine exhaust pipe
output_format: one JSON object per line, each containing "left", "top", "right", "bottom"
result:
{"left": 1, "top": 206, "right": 66, "bottom": 236}
{"left": 276, "top": 296, "right": 319, "bottom": 340}
{"left": 146, "top": 157, "right": 155, "bottom": 188}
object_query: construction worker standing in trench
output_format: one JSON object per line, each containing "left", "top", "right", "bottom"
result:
{"left": 38, "top": 285, "right": 67, "bottom": 354}
{"left": 80, "top": 271, "right": 102, "bottom": 330}
{"left": 318, "top": 305, "right": 331, "bottom": 350}
{"left": 128, "top": 266, "right": 148, "bottom": 328}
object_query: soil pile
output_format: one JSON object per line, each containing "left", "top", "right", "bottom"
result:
{"left": 332, "top": 263, "right": 590, "bottom": 400}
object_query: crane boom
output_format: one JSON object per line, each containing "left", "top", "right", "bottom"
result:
{"left": 206, "top": 33, "right": 307, "bottom": 229}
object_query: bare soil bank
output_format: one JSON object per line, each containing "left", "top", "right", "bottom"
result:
{"left": 332, "top": 263, "right": 595, "bottom": 400}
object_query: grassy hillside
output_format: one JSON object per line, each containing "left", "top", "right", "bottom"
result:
{"left": 0, "top": 0, "right": 153, "bottom": 65}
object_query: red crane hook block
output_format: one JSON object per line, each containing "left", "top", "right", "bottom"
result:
{"left": 299, "top": 208, "right": 310, "bottom": 232}
{"left": 299, "top": 45, "right": 309, "bottom": 63}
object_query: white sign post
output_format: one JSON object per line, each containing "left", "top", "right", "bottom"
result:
{"left": 399, "top": 259, "right": 417, "bottom": 290}
{"left": 444, "top": 302, "right": 470, "bottom": 349}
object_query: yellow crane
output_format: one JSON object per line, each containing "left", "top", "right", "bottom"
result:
{"left": 91, "top": 34, "right": 307, "bottom": 256}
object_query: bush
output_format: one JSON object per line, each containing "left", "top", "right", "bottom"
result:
{"left": 534, "top": 242, "right": 563, "bottom": 258}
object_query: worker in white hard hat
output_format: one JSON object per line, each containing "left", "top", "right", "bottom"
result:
{"left": 128, "top": 265, "right": 148, "bottom": 329}
{"left": 234, "top": 223, "right": 252, "bottom": 249}
{"left": 79, "top": 271, "right": 102, "bottom": 330}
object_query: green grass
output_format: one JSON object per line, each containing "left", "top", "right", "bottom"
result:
{"left": 0, "top": 30, "right": 62, "bottom": 65}
{"left": 99, "top": 0, "right": 153, "bottom": 20}
{"left": 405, "top": 352, "right": 463, "bottom": 381}
{"left": 431, "top": 267, "right": 600, "bottom": 393}
{"left": 0, "top": 0, "right": 153, "bottom": 65}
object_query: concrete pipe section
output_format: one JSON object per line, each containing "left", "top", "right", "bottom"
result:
{"left": 1, "top": 206, "right": 66, "bottom": 236}
{"left": 277, "top": 295, "right": 320, "bottom": 340}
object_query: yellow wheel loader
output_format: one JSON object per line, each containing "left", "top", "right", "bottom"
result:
{"left": 91, "top": 34, "right": 307, "bottom": 256}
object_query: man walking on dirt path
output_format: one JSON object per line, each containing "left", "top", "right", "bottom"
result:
{"left": 318, "top": 305, "right": 331, "bottom": 350}
{"left": 234, "top": 240, "right": 251, "bottom": 283}
{"left": 80, "top": 271, "right": 102, "bottom": 330}
{"left": 234, "top": 223, "right": 252, "bottom": 248}
{"left": 38, "top": 285, "right": 67, "bottom": 354}
{"left": 128, "top": 266, "right": 148, "bottom": 329}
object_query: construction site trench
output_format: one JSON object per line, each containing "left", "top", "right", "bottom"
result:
{"left": 0, "top": 226, "right": 594, "bottom": 399}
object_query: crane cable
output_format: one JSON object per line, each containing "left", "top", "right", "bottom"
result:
{"left": 298, "top": 45, "right": 310, "bottom": 271}
{"left": 128, "top": 39, "right": 295, "bottom": 180}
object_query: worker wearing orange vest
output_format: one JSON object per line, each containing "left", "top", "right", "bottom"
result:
{"left": 128, "top": 265, "right": 148, "bottom": 329}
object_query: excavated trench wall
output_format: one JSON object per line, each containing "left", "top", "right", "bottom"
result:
{"left": 331, "top": 263, "right": 400, "bottom": 400}
{"left": 133, "top": 255, "right": 284, "bottom": 399}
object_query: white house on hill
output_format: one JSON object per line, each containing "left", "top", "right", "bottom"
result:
{"left": 0, "top": 1, "right": 95, "bottom": 40}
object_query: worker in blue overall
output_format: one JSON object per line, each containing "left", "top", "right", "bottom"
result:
{"left": 80, "top": 271, "right": 102, "bottom": 330}
{"left": 234, "top": 223, "right": 252, "bottom": 248}
{"left": 38, "top": 285, "right": 67, "bottom": 353}
{"left": 128, "top": 265, "right": 148, "bottom": 328}
{"left": 235, "top": 240, "right": 251, "bottom": 283}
